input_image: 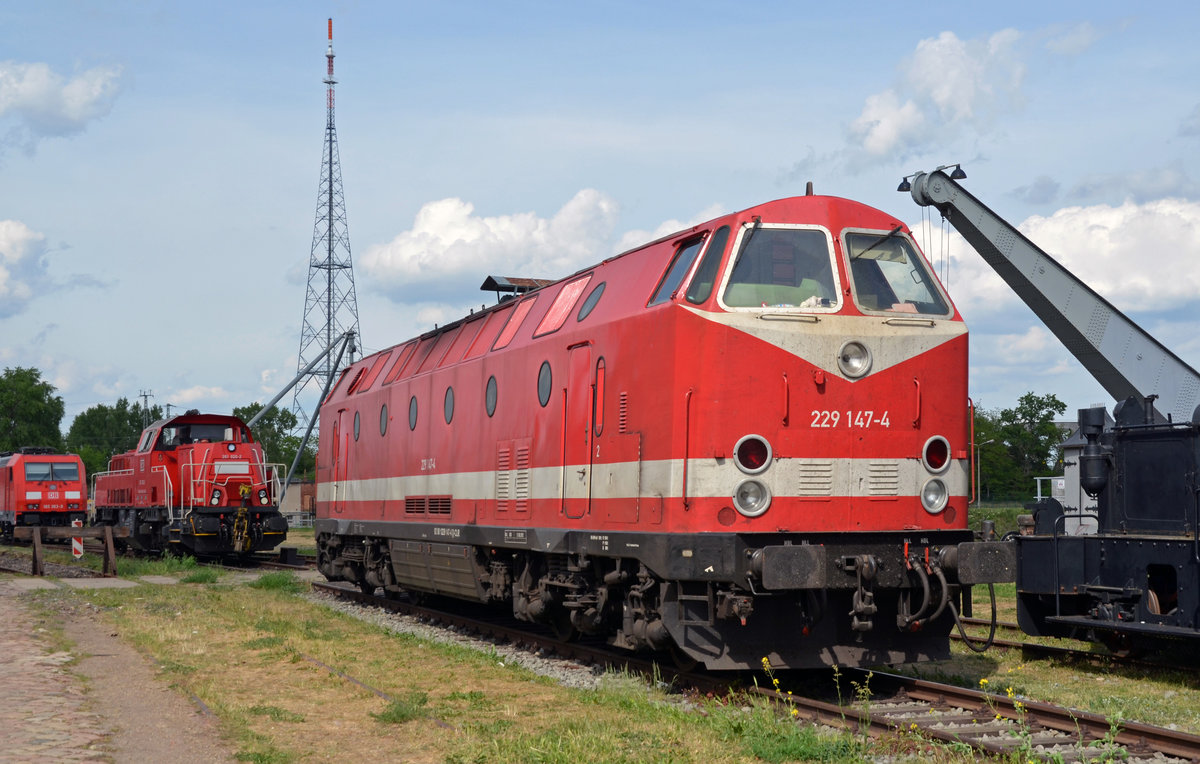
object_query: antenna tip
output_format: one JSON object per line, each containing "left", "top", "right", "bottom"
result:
{"left": 327, "top": 18, "right": 333, "bottom": 40}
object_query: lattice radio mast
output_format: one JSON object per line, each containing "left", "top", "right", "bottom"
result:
{"left": 292, "top": 18, "right": 361, "bottom": 430}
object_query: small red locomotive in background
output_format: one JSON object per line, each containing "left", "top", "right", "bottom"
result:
{"left": 92, "top": 411, "right": 288, "bottom": 556}
{"left": 0, "top": 447, "right": 87, "bottom": 540}
{"left": 314, "top": 190, "right": 1011, "bottom": 670}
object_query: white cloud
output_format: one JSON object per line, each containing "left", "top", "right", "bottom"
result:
{"left": 362, "top": 189, "right": 619, "bottom": 303}
{"left": 0, "top": 60, "right": 123, "bottom": 152}
{"left": 171, "top": 385, "right": 230, "bottom": 405}
{"left": 848, "top": 91, "right": 926, "bottom": 160}
{"left": 0, "top": 219, "right": 48, "bottom": 317}
{"left": 914, "top": 197, "right": 1200, "bottom": 318}
{"left": 613, "top": 203, "right": 726, "bottom": 255}
{"left": 847, "top": 30, "right": 1024, "bottom": 160}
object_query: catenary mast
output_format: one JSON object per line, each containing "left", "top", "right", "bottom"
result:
{"left": 292, "top": 18, "right": 361, "bottom": 431}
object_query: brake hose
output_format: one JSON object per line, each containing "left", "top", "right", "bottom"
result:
{"left": 948, "top": 583, "right": 997, "bottom": 653}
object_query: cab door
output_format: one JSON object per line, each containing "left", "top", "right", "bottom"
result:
{"left": 332, "top": 408, "right": 350, "bottom": 515}
{"left": 562, "top": 343, "right": 594, "bottom": 519}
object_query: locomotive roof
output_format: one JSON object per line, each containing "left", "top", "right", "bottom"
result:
{"left": 146, "top": 412, "right": 247, "bottom": 430}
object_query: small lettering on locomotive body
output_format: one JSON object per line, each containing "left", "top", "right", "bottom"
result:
{"left": 503, "top": 529, "right": 528, "bottom": 545}
{"left": 433, "top": 527, "right": 460, "bottom": 538}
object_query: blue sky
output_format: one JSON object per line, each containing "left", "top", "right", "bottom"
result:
{"left": 2, "top": 1, "right": 1199, "bottom": 433}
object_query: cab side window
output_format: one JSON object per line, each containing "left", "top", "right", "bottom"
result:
{"left": 648, "top": 236, "right": 706, "bottom": 306}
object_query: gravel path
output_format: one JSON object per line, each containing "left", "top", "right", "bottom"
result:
{"left": 0, "top": 550, "right": 99, "bottom": 578}
{"left": 307, "top": 590, "right": 613, "bottom": 691}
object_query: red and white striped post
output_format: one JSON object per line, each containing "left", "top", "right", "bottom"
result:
{"left": 71, "top": 519, "right": 83, "bottom": 559}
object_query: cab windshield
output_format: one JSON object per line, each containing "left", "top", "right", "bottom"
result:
{"left": 25, "top": 462, "right": 80, "bottom": 481}
{"left": 722, "top": 226, "right": 837, "bottom": 309}
{"left": 845, "top": 231, "right": 950, "bottom": 315}
{"left": 158, "top": 423, "right": 237, "bottom": 448}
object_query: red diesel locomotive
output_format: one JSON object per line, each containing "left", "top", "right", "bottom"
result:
{"left": 92, "top": 411, "right": 288, "bottom": 556}
{"left": 314, "top": 191, "right": 1011, "bottom": 669}
{"left": 0, "top": 447, "right": 87, "bottom": 540}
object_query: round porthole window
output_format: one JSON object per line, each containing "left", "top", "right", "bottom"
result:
{"left": 380, "top": 404, "right": 388, "bottom": 436}
{"left": 486, "top": 375, "right": 498, "bottom": 417}
{"left": 409, "top": 396, "right": 418, "bottom": 431}
{"left": 444, "top": 386, "right": 455, "bottom": 424}
{"left": 537, "top": 361, "right": 552, "bottom": 407}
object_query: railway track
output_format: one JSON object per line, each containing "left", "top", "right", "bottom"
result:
{"left": 954, "top": 615, "right": 1200, "bottom": 672}
{"left": 312, "top": 581, "right": 1200, "bottom": 761}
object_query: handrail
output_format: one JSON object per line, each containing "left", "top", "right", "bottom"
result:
{"left": 682, "top": 388, "right": 694, "bottom": 510}
{"left": 150, "top": 465, "right": 174, "bottom": 518}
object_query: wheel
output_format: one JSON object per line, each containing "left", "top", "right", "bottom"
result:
{"left": 1097, "top": 631, "right": 1143, "bottom": 659}
{"left": 550, "top": 610, "right": 578, "bottom": 642}
{"left": 668, "top": 642, "right": 699, "bottom": 672}
{"left": 358, "top": 581, "right": 377, "bottom": 596}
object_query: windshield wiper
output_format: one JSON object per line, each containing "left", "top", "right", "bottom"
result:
{"left": 851, "top": 225, "right": 903, "bottom": 259}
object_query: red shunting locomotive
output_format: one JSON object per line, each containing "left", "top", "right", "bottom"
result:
{"left": 0, "top": 447, "right": 87, "bottom": 540}
{"left": 314, "top": 192, "right": 1011, "bottom": 669}
{"left": 93, "top": 411, "right": 288, "bottom": 556}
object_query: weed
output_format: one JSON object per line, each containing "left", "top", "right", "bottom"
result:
{"left": 247, "top": 571, "right": 305, "bottom": 593}
{"left": 850, "top": 670, "right": 874, "bottom": 741}
{"left": 234, "top": 747, "right": 294, "bottom": 764}
{"left": 370, "top": 691, "right": 429, "bottom": 724}
{"left": 247, "top": 705, "right": 305, "bottom": 723}
{"left": 242, "top": 636, "right": 286, "bottom": 650}
{"left": 180, "top": 568, "right": 220, "bottom": 584}
{"left": 446, "top": 690, "right": 486, "bottom": 705}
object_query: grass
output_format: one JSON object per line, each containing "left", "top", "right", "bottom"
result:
{"left": 246, "top": 571, "right": 305, "bottom": 593}
{"left": 370, "top": 691, "right": 429, "bottom": 724}
{"left": 967, "top": 502, "right": 1026, "bottom": 537}
{"left": 36, "top": 583, "right": 878, "bottom": 763}
{"left": 18, "top": 542, "right": 1194, "bottom": 763}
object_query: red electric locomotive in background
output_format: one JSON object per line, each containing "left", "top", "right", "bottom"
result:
{"left": 0, "top": 447, "right": 87, "bottom": 540}
{"left": 314, "top": 190, "right": 1011, "bottom": 669}
{"left": 92, "top": 411, "right": 288, "bottom": 556}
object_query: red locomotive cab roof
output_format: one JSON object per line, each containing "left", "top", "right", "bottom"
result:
{"left": 650, "top": 194, "right": 959, "bottom": 321}
{"left": 0, "top": 448, "right": 86, "bottom": 485}
{"left": 136, "top": 413, "right": 255, "bottom": 453}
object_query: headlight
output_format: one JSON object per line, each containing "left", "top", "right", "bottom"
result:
{"left": 922, "top": 436, "right": 951, "bottom": 474}
{"left": 734, "top": 435, "right": 772, "bottom": 475}
{"left": 227, "top": 443, "right": 236, "bottom": 452}
{"left": 921, "top": 478, "right": 948, "bottom": 514}
{"left": 837, "top": 340, "right": 872, "bottom": 378}
{"left": 210, "top": 489, "right": 222, "bottom": 506}
{"left": 733, "top": 479, "right": 771, "bottom": 517}
{"left": 258, "top": 488, "right": 269, "bottom": 505}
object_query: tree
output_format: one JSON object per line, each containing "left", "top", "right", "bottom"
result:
{"left": 0, "top": 367, "right": 65, "bottom": 452}
{"left": 233, "top": 402, "right": 315, "bottom": 479}
{"left": 65, "top": 397, "right": 164, "bottom": 476}
{"left": 973, "top": 392, "right": 1068, "bottom": 501}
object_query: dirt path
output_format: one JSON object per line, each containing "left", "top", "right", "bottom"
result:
{"left": 0, "top": 582, "right": 238, "bottom": 763}
{"left": 58, "top": 597, "right": 239, "bottom": 764}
